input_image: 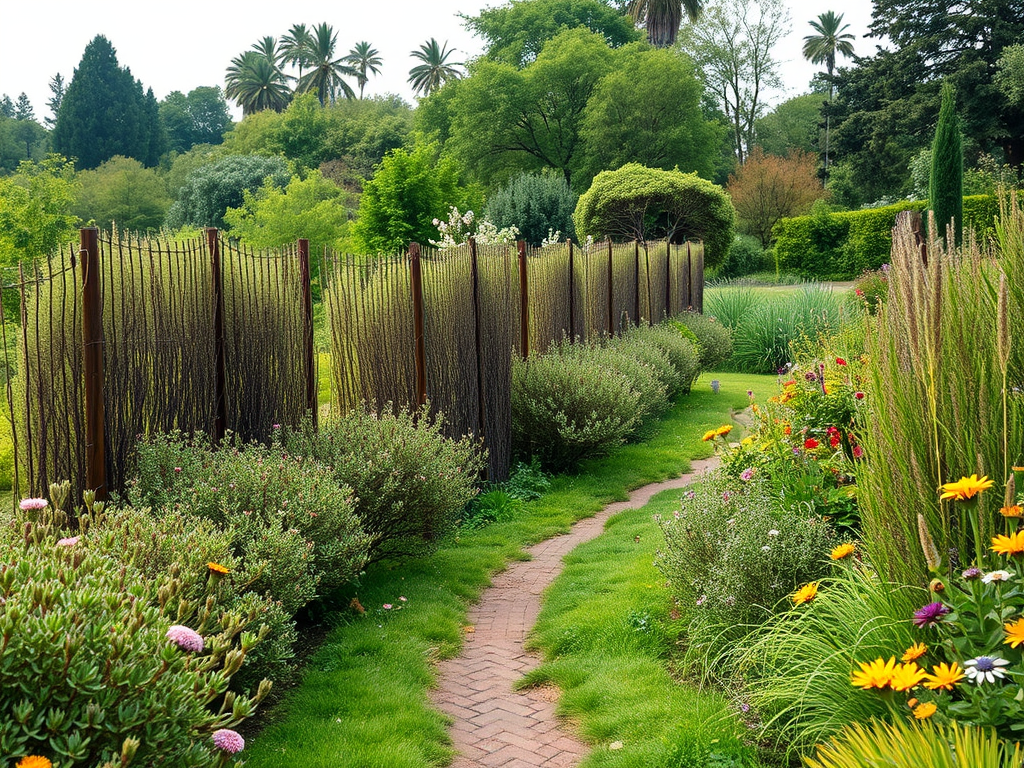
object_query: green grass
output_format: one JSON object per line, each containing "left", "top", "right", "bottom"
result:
{"left": 243, "top": 372, "right": 777, "bottom": 767}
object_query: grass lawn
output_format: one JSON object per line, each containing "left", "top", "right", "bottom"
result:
{"left": 243, "top": 372, "right": 777, "bottom": 768}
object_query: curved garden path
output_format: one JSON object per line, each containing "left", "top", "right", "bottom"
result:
{"left": 431, "top": 457, "right": 720, "bottom": 768}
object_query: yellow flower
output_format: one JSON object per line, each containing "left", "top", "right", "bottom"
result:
{"left": 830, "top": 542, "right": 856, "bottom": 561}
{"left": 938, "top": 474, "right": 994, "bottom": 501}
{"left": 851, "top": 656, "right": 897, "bottom": 690}
{"left": 923, "top": 661, "right": 964, "bottom": 691}
{"left": 1005, "top": 617, "right": 1024, "bottom": 649}
{"left": 991, "top": 530, "right": 1024, "bottom": 557}
{"left": 901, "top": 642, "right": 928, "bottom": 662}
{"left": 1000, "top": 504, "right": 1023, "bottom": 518}
{"left": 715, "top": 424, "right": 733, "bottom": 437}
{"left": 889, "top": 662, "right": 927, "bottom": 692}
{"left": 207, "top": 562, "right": 230, "bottom": 574}
{"left": 17, "top": 758, "right": 52, "bottom": 768}
{"left": 913, "top": 701, "right": 937, "bottom": 720}
{"left": 702, "top": 429, "right": 718, "bottom": 442}
{"left": 792, "top": 582, "right": 818, "bottom": 605}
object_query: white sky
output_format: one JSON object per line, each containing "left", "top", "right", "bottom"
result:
{"left": 0, "top": 0, "right": 876, "bottom": 123}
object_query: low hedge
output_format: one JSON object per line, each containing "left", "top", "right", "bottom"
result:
{"left": 773, "top": 195, "right": 1007, "bottom": 279}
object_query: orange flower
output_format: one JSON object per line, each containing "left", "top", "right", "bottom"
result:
{"left": 783, "top": 424, "right": 792, "bottom": 436}
{"left": 207, "top": 562, "right": 230, "bottom": 574}
{"left": 17, "top": 758, "right": 52, "bottom": 768}
{"left": 901, "top": 642, "right": 927, "bottom": 662}
{"left": 1000, "top": 505, "right": 1023, "bottom": 519}
{"left": 715, "top": 424, "right": 733, "bottom": 437}
{"left": 1005, "top": 617, "right": 1024, "bottom": 649}
{"left": 991, "top": 530, "right": 1024, "bottom": 557}
{"left": 792, "top": 582, "right": 818, "bottom": 605}
{"left": 702, "top": 429, "right": 717, "bottom": 442}
{"left": 922, "top": 661, "right": 964, "bottom": 691}
{"left": 913, "top": 701, "right": 937, "bottom": 720}
{"left": 830, "top": 542, "right": 856, "bottom": 561}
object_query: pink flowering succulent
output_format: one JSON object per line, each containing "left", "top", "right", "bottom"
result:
{"left": 166, "top": 624, "right": 204, "bottom": 652}
{"left": 18, "top": 498, "right": 48, "bottom": 511}
{"left": 212, "top": 729, "right": 245, "bottom": 753}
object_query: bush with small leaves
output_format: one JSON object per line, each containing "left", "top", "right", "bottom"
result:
{"left": 625, "top": 324, "right": 702, "bottom": 395}
{"left": 284, "top": 407, "right": 485, "bottom": 563}
{"left": 0, "top": 535, "right": 270, "bottom": 767}
{"left": 672, "top": 311, "right": 733, "bottom": 372}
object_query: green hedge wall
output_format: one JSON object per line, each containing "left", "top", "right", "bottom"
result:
{"left": 772, "top": 195, "right": 1005, "bottom": 279}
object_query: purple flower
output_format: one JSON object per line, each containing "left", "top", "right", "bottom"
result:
{"left": 57, "top": 536, "right": 80, "bottom": 547}
{"left": 19, "top": 498, "right": 48, "bottom": 511}
{"left": 962, "top": 567, "right": 982, "bottom": 580}
{"left": 212, "top": 729, "right": 245, "bottom": 754}
{"left": 685, "top": 490, "right": 695, "bottom": 500}
{"left": 746, "top": 390, "right": 754, "bottom": 398}
{"left": 805, "top": 371, "right": 817, "bottom": 381}
{"left": 166, "top": 624, "right": 204, "bottom": 652}
{"left": 912, "top": 601, "right": 950, "bottom": 629}
{"left": 740, "top": 467, "right": 756, "bottom": 482}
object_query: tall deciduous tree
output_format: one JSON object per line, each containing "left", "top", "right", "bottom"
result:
{"left": 52, "top": 35, "right": 165, "bottom": 168}
{"left": 159, "top": 86, "right": 232, "bottom": 153}
{"left": 682, "top": 0, "right": 790, "bottom": 164}
{"left": 0, "top": 155, "right": 80, "bottom": 266}
{"left": 74, "top": 155, "right": 171, "bottom": 232}
{"left": 727, "top": 147, "right": 825, "bottom": 247}
{"left": 929, "top": 82, "right": 963, "bottom": 247}
{"left": 627, "top": 0, "right": 704, "bottom": 48}
{"left": 463, "top": 0, "right": 640, "bottom": 67}
{"left": 345, "top": 42, "right": 383, "bottom": 98}
{"left": 408, "top": 39, "right": 464, "bottom": 96}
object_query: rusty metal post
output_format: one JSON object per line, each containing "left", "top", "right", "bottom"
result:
{"left": 567, "top": 239, "right": 575, "bottom": 341}
{"left": 298, "top": 239, "right": 317, "bottom": 429}
{"left": 80, "top": 227, "right": 107, "bottom": 500}
{"left": 207, "top": 228, "right": 228, "bottom": 443}
{"left": 469, "top": 238, "right": 486, "bottom": 437}
{"left": 409, "top": 243, "right": 428, "bottom": 407}
{"left": 517, "top": 240, "right": 529, "bottom": 359}
{"left": 607, "top": 240, "right": 614, "bottom": 336}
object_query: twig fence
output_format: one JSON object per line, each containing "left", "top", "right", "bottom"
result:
{"left": 6, "top": 231, "right": 703, "bottom": 501}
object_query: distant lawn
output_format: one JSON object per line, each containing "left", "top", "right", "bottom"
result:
{"left": 243, "top": 372, "right": 776, "bottom": 768}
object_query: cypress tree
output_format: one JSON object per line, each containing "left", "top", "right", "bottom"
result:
{"left": 52, "top": 35, "right": 160, "bottom": 169}
{"left": 928, "top": 81, "right": 963, "bottom": 246}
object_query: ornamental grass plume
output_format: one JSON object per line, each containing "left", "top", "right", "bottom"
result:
{"left": 917, "top": 514, "right": 942, "bottom": 572}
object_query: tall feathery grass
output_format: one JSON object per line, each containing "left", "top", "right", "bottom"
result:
{"left": 857, "top": 206, "right": 1024, "bottom": 584}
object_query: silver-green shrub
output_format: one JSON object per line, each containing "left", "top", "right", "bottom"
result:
{"left": 672, "top": 311, "right": 733, "bottom": 372}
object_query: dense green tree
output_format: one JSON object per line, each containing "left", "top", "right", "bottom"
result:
{"left": 345, "top": 42, "right": 383, "bottom": 98}
{"left": 165, "top": 154, "right": 290, "bottom": 230}
{"left": 225, "top": 51, "right": 292, "bottom": 115}
{"left": 10, "top": 118, "right": 48, "bottom": 162}
{"left": 802, "top": 11, "right": 855, "bottom": 176}
{"left": 350, "top": 143, "right": 478, "bottom": 254}
{"left": 447, "top": 28, "right": 614, "bottom": 189}
{"left": 627, "top": 0, "right": 704, "bottom": 48}
{"left": 485, "top": 171, "right": 578, "bottom": 245}
{"left": 682, "top": 0, "right": 790, "bottom": 164}
{"left": 929, "top": 82, "right": 963, "bottom": 246}
{"left": 45, "top": 74, "right": 65, "bottom": 129}
{"left": 297, "top": 23, "right": 358, "bottom": 105}
{"left": 0, "top": 96, "right": 13, "bottom": 118}
{"left": 14, "top": 93, "right": 34, "bottom": 121}
{"left": 463, "top": 0, "right": 640, "bottom": 67}
{"left": 574, "top": 163, "right": 735, "bottom": 265}
{"left": 580, "top": 43, "right": 722, "bottom": 181}
{"left": 0, "top": 155, "right": 80, "bottom": 266}
{"left": 159, "top": 87, "right": 231, "bottom": 153}
{"left": 223, "top": 170, "right": 353, "bottom": 255}
{"left": 996, "top": 44, "right": 1024, "bottom": 107}
{"left": 754, "top": 93, "right": 821, "bottom": 156}
{"left": 409, "top": 39, "right": 464, "bottom": 96}
{"left": 52, "top": 35, "right": 164, "bottom": 168}
{"left": 74, "top": 155, "right": 171, "bottom": 232}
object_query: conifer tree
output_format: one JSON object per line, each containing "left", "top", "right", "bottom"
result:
{"left": 928, "top": 81, "right": 963, "bottom": 246}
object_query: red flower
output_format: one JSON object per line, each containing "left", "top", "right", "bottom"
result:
{"left": 855, "top": 391, "right": 865, "bottom": 400}
{"left": 804, "top": 438, "right": 820, "bottom": 449}
{"left": 853, "top": 446, "right": 864, "bottom": 458}
{"left": 830, "top": 434, "right": 841, "bottom": 448}
{"left": 836, "top": 357, "right": 847, "bottom": 366}
{"left": 855, "top": 289, "right": 864, "bottom": 297}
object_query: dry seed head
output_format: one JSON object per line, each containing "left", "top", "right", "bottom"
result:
{"left": 917, "top": 513, "right": 941, "bottom": 571}
{"left": 998, "top": 272, "right": 1010, "bottom": 373}
{"left": 1007, "top": 474, "right": 1017, "bottom": 509}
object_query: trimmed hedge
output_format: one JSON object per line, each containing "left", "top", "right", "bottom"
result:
{"left": 772, "top": 195, "right": 1007, "bottom": 279}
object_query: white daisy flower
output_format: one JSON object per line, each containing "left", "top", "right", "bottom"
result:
{"left": 963, "top": 656, "right": 1010, "bottom": 684}
{"left": 982, "top": 570, "right": 1014, "bottom": 584}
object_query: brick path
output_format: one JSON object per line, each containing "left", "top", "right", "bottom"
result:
{"left": 431, "top": 457, "right": 719, "bottom": 768}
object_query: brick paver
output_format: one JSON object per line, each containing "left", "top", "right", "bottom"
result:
{"left": 432, "top": 458, "right": 719, "bottom": 768}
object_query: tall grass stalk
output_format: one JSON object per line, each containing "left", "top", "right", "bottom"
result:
{"left": 858, "top": 207, "right": 1024, "bottom": 584}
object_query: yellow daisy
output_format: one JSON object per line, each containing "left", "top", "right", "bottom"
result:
{"left": 830, "top": 542, "right": 856, "bottom": 561}
{"left": 702, "top": 429, "right": 718, "bottom": 442}
{"left": 715, "top": 424, "right": 733, "bottom": 437}
{"left": 922, "top": 661, "right": 964, "bottom": 691}
{"left": 792, "top": 582, "right": 818, "bottom": 605}
{"left": 991, "top": 530, "right": 1024, "bottom": 557}
{"left": 1004, "top": 617, "right": 1024, "bottom": 649}
{"left": 938, "top": 474, "right": 994, "bottom": 501}
{"left": 889, "top": 662, "right": 927, "bottom": 692}
{"left": 913, "top": 701, "right": 937, "bottom": 720}
{"left": 901, "top": 642, "right": 928, "bottom": 663}
{"left": 851, "top": 656, "right": 897, "bottom": 690}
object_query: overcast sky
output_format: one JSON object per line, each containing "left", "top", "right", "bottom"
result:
{"left": 0, "top": 0, "right": 876, "bottom": 123}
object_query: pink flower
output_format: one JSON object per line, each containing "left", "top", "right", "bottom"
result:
{"left": 19, "top": 498, "right": 48, "bottom": 511}
{"left": 853, "top": 446, "right": 864, "bottom": 458}
{"left": 740, "top": 467, "right": 755, "bottom": 482}
{"left": 212, "top": 729, "right": 245, "bottom": 754}
{"left": 57, "top": 536, "right": 80, "bottom": 547}
{"left": 399, "top": 596, "right": 407, "bottom": 602}
{"left": 383, "top": 604, "right": 393, "bottom": 610}
{"left": 174, "top": 467, "right": 182, "bottom": 473}
{"left": 166, "top": 624, "right": 204, "bottom": 652}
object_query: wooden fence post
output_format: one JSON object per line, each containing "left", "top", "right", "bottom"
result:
{"left": 518, "top": 240, "right": 529, "bottom": 359}
{"left": 567, "top": 239, "right": 575, "bottom": 341}
{"left": 685, "top": 241, "right": 693, "bottom": 310}
{"left": 607, "top": 240, "right": 614, "bottom": 336}
{"left": 298, "top": 238, "right": 317, "bottom": 429}
{"left": 694, "top": 242, "right": 705, "bottom": 313}
{"left": 665, "top": 240, "right": 672, "bottom": 319}
{"left": 81, "top": 227, "right": 107, "bottom": 500}
{"left": 207, "top": 228, "right": 228, "bottom": 443}
{"left": 409, "top": 243, "right": 428, "bottom": 407}
{"left": 468, "top": 238, "right": 486, "bottom": 437}
{"left": 633, "top": 240, "right": 641, "bottom": 327}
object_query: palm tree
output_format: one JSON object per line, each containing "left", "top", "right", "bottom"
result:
{"left": 627, "top": 0, "right": 704, "bottom": 48}
{"left": 250, "top": 36, "right": 285, "bottom": 70}
{"left": 225, "top": 51, "right": 291, "bottom": 115}
{"left": 408, "top": 39, "right": 464, "bottom": 97}
{"left": 296, "top": 22, "right": 358, "bottom": 105}
{"left": 803, "top": 11, "right": 856, "bottom": 178}
{"left": 345, "top": 41, "right": 383, "bottom": 99}
{"left": 281, "top": 24, "right": 314, "bottom": 83}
